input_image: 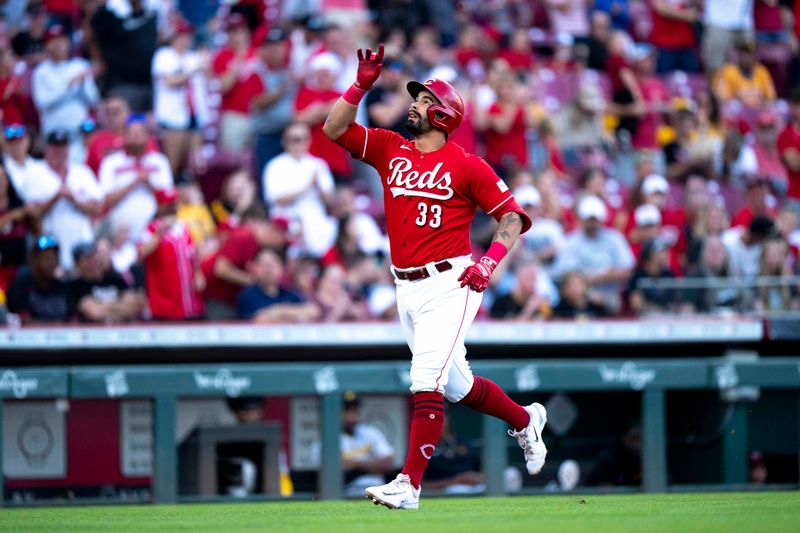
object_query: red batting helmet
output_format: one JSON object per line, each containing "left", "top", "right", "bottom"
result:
{"left": 407, "top": 79, "right": 464, "bottom": 135}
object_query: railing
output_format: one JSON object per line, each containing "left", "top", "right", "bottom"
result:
{"left": 1, "top": 357, "right": 799, "bottom": 505}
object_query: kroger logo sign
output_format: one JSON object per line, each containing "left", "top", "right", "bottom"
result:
{"left": 193, "top": 369, "right": 252, "bottom": 397}
{"left": 598, "top": 362, "right": 656, "bottom": 391}
{"left": 0, "top": 370, "right": 39, "bottom": 399}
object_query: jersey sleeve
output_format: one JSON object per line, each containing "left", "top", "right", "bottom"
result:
{"left": 466, "top": 156, "right": 532, "bottom": 234}
{"left": 332, "top": 123, "right": 400, "bottom": 168}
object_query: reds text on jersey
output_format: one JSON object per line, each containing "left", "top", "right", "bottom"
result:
{"left": 333, "top": 124, "right": 531, "bottom": 268}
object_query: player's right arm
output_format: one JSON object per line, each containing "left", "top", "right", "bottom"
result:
{"left": 322, "top": 44, "right": 384, "bottom": 140}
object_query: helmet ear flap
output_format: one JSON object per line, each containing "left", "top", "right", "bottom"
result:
{"left": 426, "top": 103, "right": 458, "bottom": 135}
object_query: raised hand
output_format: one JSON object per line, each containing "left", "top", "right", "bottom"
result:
{"left": 458, "top": 256, "right": 498, "bottom": 293}
{"left": 355, "top": 43, "right": 384, "bottom": 90}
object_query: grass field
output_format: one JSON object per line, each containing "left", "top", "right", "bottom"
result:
{"left": 2, "top": 492, "right": 799, "bottom": 533}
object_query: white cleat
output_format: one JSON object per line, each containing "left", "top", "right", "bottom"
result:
{"left": 365, "top": 473, "right": 420, "bottom": 510}
{"left": 508, "top": 402, "right": 548, "bottom": 475}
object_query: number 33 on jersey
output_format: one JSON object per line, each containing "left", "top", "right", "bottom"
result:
{"left": 333, "top": 123, "right": 531, "bottom": 269}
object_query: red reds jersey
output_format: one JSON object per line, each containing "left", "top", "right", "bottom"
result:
{"left": 140, "top": 221, "right": 203, "bottom": 320}
{"left": 333, "top": 124, "right": 531, "bottom": 268}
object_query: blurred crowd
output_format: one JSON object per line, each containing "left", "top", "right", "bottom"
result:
{"left": 1, "top": 0, "right": 800, "bottom": 325}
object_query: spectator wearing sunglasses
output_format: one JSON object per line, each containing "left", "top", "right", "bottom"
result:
{"left": 2, "top": 124, "right": 40, "bottom": 201}
{"left": 7, "top": 235, "right": 74, "bottom": 323}
{"left": 24, "top": 130, "right": 104, "bottom": 272}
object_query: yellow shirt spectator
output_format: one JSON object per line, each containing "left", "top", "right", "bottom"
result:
{"left": 713, "top": 62, "right": 776, "bottom": 107}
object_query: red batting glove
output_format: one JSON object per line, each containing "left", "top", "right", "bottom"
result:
{"left": 458, "top": 256, "right": 498, "bottom": 293}
{"left": 355, "top": 43, "right": 384, "bottom": 90}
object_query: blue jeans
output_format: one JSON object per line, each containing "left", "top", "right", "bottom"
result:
{"left": 656, "top": 48, "right": 700, "bottom": 74}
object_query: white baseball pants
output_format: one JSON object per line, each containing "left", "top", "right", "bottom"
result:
{"left": 394, "top": 255, "right": 482, "bottom": 402}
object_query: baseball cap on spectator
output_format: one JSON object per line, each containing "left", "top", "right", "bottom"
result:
{"left": 44, "top": 24, "right": 68, "bottom": 43}
{"left": 577, "top": 195, "right": 608, "bottom": 221}
{"left": 33, "top": 234, "right": 59, "bottom": 253}
{"left": 309, "top": 52, "right": 341, "bottom": 73}
{"left": 749, "top": 216, "right": 775, "bottom": 239}
{"left": 225, "top": 13, "right": 249, "bottom": 31}
{"left": 3, "top": 124, "right": 26, "bottom": 140}
{"left": 305, "top": 16, "right": 327, "bottom": 33}
{"left": 515, "top": 185, "right": 541, "bottom": 207}
{"left": 630, "top": 43, "right": 654, "bottom": 63}
{"left": 642, "top": 174, "right": 669, "bottom": 196}
{"left": 384, "top": 57, "right": 406, "bottom": 73}
{"left": 634, "top": 204, "right": 662, "bottom": 227}
{"left": 125, "top": 113, "right": 147, "bottom": 126}
{"left": 343, "top": 390, "right": 361, "bottom": 410}
{"left": 72, "top": 241, "right": 97, "bottom": 264}
{"left": 174, "top": 18, "right": 194, "bottom": 35}
{"left": 256, "top": 28, "right": 287, "bottom": 47}
{"left": 155, "top": 188, "right": 178, "bottom": 207}
{"left": 46, "top": 129, "right": 70, "bottom": 144}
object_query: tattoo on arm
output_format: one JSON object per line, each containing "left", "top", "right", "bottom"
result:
{"left": 493, "top": 212, "right": 521, "bottom": 242}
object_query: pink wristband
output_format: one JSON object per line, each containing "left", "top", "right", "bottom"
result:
{"left": 484, "top": 242, "right": 508, "bottom": 264}
{"left": 343, "top": 84, "right": 367, "bottom": 106}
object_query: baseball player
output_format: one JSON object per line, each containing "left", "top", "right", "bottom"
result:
{"left": 323, "top": 44, "right": 547, "bottom": 510}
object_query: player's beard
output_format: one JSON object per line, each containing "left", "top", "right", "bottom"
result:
{"left": 405, "top": 112, "right": 433, "bottom": 137}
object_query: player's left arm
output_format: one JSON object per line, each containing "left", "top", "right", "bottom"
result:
{"left": 459, "top": 210, "right": 526, "bottom": 293}
{"left": 459, "top": 157, "right": 531, "bottom": 293}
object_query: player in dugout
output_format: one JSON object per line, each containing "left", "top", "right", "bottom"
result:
{"left": 323, "top": 44, "right": 547, "bottom": 510}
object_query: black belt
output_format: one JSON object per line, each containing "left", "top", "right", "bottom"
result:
{"left": 393, "top": 261, "right": 453, "bottom": 281}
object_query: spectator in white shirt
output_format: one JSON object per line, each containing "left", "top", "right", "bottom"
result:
{"left": 722, "top": 215, "right": 775, "bottom": 279}
{"left": 31, "top": 25, "right": 100, "bottom": 162}
{"left": 99, "top": 115, "right": 174, "bottom": 245}
{"left": 2, "top": 124, "right": 40, "bottom": 201}
{"left": 151, "top": 18, "right": 208, "bottom": 178}
{"left": 262, "top": 122, "right": 337, "bottom": 257}
{"left": 553, "top": 195, "right": 635, "bottom": 314}
{"left": 24, "top": 130, "right": 104, "bottom": 272}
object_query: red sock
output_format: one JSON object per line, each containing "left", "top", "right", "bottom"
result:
{"left": 401, "top": 391, "right": 444, "bottom": 488}
{"left": 460, "top": 376, "right": 530, "bottom": 431}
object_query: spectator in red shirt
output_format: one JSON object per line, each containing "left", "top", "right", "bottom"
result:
{"left": 202, "top": 203, "right": 287, "bottom": 320}
{"left": 752, "top": 111, "right": 788, "bottom": 195}
{"left": 649, "top": 0, "right": 700, "bottom": 73}
{"left": 213, "top": 13, "right": 262, "bottom": 153}
{"left": 731, "top": 175, "right": 777, "bottom": 229}
{"left": 628, "top": 203, "right": 683, "bottom": 274}
{"left": 295, "top": 52, "right": 349, "bottom": 179}
{"left": 482, "top": 74, "right": 534, "bottom": 177}
{"left": 0, "top": 49, "right": 27, "bottom": 129}
{"left": 453, "top": 24, "right": 486, "bottom": 75}
{"left": 777, "top": 88, "right": 800, "bottom": 215}
{"left": 631, "top": 44, "right": 669, "bottom": 151}
{"left": 498, "top": 28, "right": 535, "bottom": 73}
{"left": 138, "top": 188, "right": 205, "bottom": 321}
